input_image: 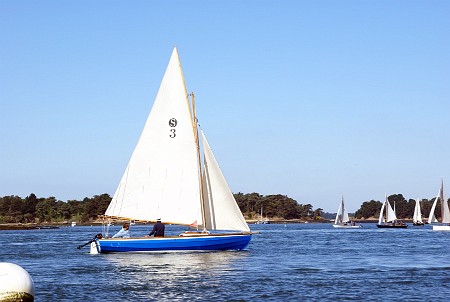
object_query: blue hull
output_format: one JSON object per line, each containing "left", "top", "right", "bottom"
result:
{"left": 96, "top": 233, "right": 252, "bottom": 253}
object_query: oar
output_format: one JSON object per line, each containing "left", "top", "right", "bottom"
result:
{"left": 77, "top": 233, "right": 103, "bottom": 249}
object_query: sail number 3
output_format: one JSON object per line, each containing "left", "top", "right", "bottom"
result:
{"left": 169, "top": 118, "right": 178, "bottom": 138}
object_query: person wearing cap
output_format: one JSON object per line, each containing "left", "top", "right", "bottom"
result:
{"left": 147, "top": 218, "right": 165, "bottom": 237}
{"left": 112, "top": 222, "right": 131, "bottom": 238}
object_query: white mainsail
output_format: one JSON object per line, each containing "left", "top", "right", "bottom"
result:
{"left": 105, "top": 48, "right": 202, "bottom": 225}
{"left": 335, "top": 196, "right": 350, "bottom": 225}
{"left": 413, "top": 199, "right": 423, "bottom": 224}
{"left": 201, "top": 130, "right": 250, "bottom": 232}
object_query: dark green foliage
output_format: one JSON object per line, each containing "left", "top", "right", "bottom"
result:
{"left": 0, "top": 192, "right": 325, "bottom": 222}
{"left": 234, "top": 192, "right": 321, "bottom": 219}
{"left": 354, "top": 200, "right": 382, "bottom": 219}
{"left": 354, "top": 194, "right": 445, "bottom": 220}
{"left": 1, "top": 192, "right": 444, "bottom": 223}
{"left": 0, "top": 193, "right": 112, "bottom": 223}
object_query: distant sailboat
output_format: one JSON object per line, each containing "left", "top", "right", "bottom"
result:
{"left": 89, "top": 47, "right": 252, "bottom": 253}
{"left": 412, "top": 199, "right": 424, "bottom": 226}
{"left": 428, "top": 179, "right": 450, "bottom": 231}
{"left": 332, "top": 196, "right": 361, "bottom": 228}
{"left": 255, "top": 206, "right": 270, "bottom": 224}
{"left": 376, "top": 195, "right": 407, "bottom": 228}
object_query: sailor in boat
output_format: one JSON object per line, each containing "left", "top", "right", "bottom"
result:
{"left": 112, "top": 222, "right": 131, "bottom": 238}
{"left": 146, "top": 219, "right": 165, "bottom": 237}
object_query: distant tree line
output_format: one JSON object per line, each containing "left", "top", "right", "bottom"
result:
{"left": 234, "top": 192, "right": 323, "bottom": 220}
{"left": 0, "top": 192, "right": 324, "bottom": 224}
{"left": 4, "top": 192, "right": 440, "bottom": 224}
{"left": 354, "top": 194, "right": 446, "bottom": 220}
{"left": 0, "top": 193, "right": 110, "bottom": 223}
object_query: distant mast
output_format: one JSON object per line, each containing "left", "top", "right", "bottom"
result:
{"left": 440, "top": 178, "right": 445, "bottom": 221}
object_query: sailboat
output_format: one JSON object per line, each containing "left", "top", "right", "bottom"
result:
{"left": 90, "top": 47, "right": 252, "bottom": 253}
{"left": 428, "top": 179, "right": 450, "bottom": 231}
{"left": 376, "top": 195, "right": 407, "bottom": 228}
{"left": 332, "top": 196, "right": 361, "bottom": 228}
{"left": 255, "top": 206, "right": 270, "bottom": 224}
{"left": 412, "top": 198, "right": 424, "bottom": 226}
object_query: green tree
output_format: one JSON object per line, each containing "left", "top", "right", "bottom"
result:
{"left": 354, "top": 200, "right": 382, "bottom": 219}
{"left": 35, "top": 197, "right": 57, "bottom": 222}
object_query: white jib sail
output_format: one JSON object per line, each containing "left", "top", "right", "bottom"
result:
{"left": 386, "top": 200, "right": 397, "bottom": 222}
{"left": 105, "top": 47, "right": 202, "bottom": 224}
{"left": 201, "top": 130, "right": 250, "bottom": 232}
{"left": 413, "top": 199, "right": 423, "bottom": 223}
{"left": 378, "top": 201, "right": 386, "bottom": 224}
{"left": 428, "top": 196, "right": 438, "bottom": 224}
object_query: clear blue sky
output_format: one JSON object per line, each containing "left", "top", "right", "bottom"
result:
{"left": 1, "top": 0, "right": 449, "bottom": 212}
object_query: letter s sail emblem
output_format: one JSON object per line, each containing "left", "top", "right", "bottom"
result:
{"left": 169, "top": 118, "right": 178, "bottom": 127}
{"left": 169, "top": 118, "right": 177, "bottom": 138}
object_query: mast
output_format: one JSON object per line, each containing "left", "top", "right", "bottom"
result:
{"left": 261, "top": 206, "right": 263, "bottom": 221}
{"left": 191, "top": 92, "right": 207, "bottom": 232}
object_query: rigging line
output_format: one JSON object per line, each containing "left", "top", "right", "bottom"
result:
{"left": 191, "top": 92, "right": 208, "bottom": 232}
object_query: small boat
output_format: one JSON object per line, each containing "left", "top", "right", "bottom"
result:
{"left": 34, "top": 226, "right": 60, "bottom": 229}
{"left": 412, "top": 199, "right": 424, "bottom": 226}
{"left": 376, "top": 195, "right": 407, "bottom": 228}
{"left": 71, "top": 222, "right": 77, "bottom": 227}
{"left": 428, "top": 179, "right": 450, "bottom": 231}
{"left": 332, "top": 196, "right": 361, "bottom": 228}
{"left": 90, "top": 47, "right": 252, "bottom": 253}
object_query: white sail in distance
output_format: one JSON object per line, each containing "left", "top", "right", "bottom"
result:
{"left": 378, "top": 201, "right": 386, "bottom": 224}
{"left": 335, "top": 196, "right": 350, "bottom": 224}
{"left": 413, "top": 199, "right": 423, "bottom": 224}
{"left": 440, "top": 179, "right": 450, "bottom": 224}
{"left": 428, "top": 179, "right": 450, "bottom": 224}
{"left": 428, "top": 194, "right": 438, "bottom": 224}
{"left": 105, "top": 48, "right": 202, "bottom": 225}
{"left": 201, "top": 130, "right": 250, "bottom": 232}
{"left": 379, "top": 196, "right": 397, "bottom": 224}
{"left": 386, "top": 200, "right": 397, "bottom": 222}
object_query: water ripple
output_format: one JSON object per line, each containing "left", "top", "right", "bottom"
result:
{"left": 1, "top": 224, "right": 450, "bottom": 301}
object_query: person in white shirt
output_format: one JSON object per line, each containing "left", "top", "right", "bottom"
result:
{"left": 112, "top": 222, "right": 130, "bottom": 238}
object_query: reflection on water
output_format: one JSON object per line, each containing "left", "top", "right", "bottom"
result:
{"left": 105, "top": 251, "right": 248, "bottom": 300}
{"left": 106, "top": 249, "right": 244, "bottom": 271}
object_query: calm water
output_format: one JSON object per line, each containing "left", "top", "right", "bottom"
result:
{"left": 1, "top": 223, "right": 449, "bottom": 301}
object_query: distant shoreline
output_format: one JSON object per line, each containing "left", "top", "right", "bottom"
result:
{"left": 0, "top": 219, "right": 387, "bottom": 230}
{"left": 1, "top": 218, "right": 417, "bottom": 230}
{"left": 0, "top": 222, "right": 99, "bottom": 230}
